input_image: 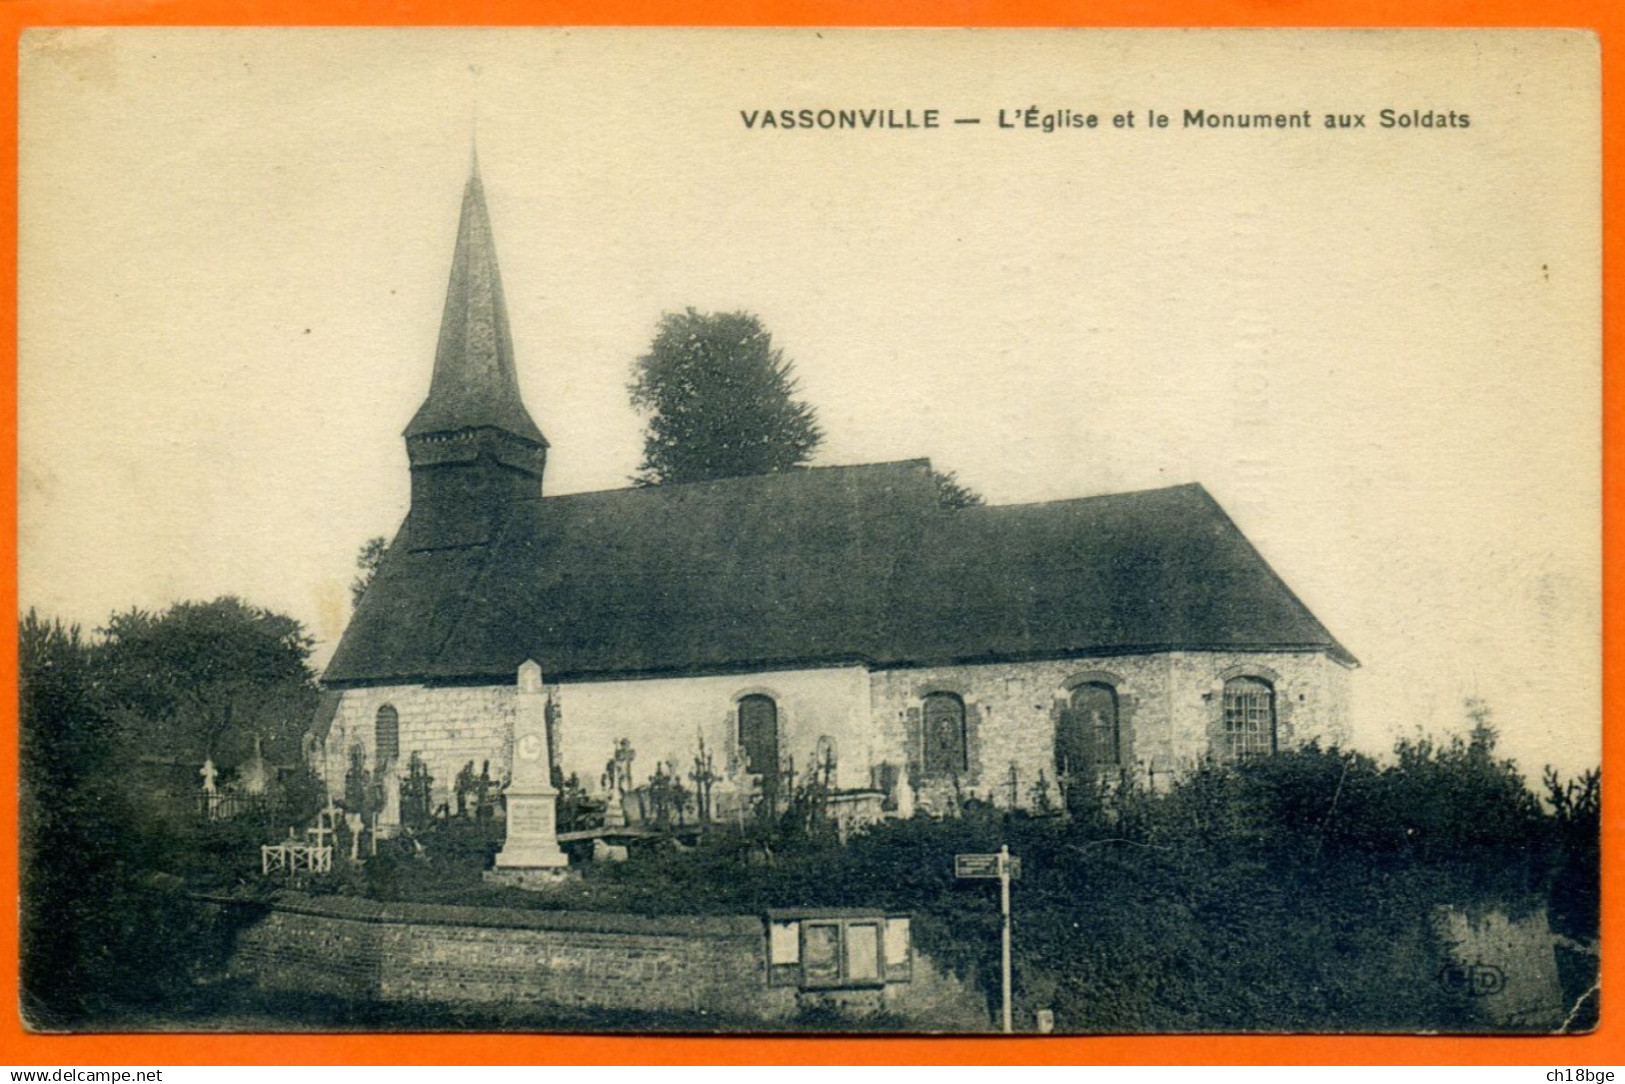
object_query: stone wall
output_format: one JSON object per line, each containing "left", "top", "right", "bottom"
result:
{"left": 317, "top": 650, "right": 1350, "bottom": 822}
{"left": 869, "top": 650, "right": 1352, "bottom": 809}
{"left": 217, "top": 894, "right": 986, "bottom": 1028}
{"left": 318, "top": 684, "right": 517, "bottom": 814}
{"left": 553, "top": 665, "right": 875, "bottom": 798}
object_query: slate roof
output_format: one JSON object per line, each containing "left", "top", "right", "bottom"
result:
{"left": 324, "top": 459, "right": 1355, "bottom": 687}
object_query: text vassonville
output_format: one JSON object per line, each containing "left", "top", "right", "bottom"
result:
{"left": 741, "top": 108, "right": 940, "bottom": 129}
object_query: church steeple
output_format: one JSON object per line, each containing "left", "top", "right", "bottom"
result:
{"left": 407, "top": 161, "right": 545, "bottom": 445}
{"left": 404, "top": 163, "right": 547, "bottom": 551}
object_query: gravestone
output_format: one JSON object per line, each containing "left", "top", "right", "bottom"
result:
{"left": 602, "top": 738, "right": 635, "bottom": 829}
{"left": 591, "top": 838, "right": 629, "bottom": 862}
{"left": 602, "top": 785, "right": 628, "bottom": 830}
{"left": 239, "top": 736, "right": 271, "bottom": 796}
{"left": 378, "top": 761, "right": 402, "bottom": 838}
{"left": 486, "top": 659, "right": 571, "bottom": 889}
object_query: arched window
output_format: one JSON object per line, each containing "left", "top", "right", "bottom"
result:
{"left": 1059, "top": 682, "right": 1120, "bottom": 773}
{"left": 922, "top": 692, "right": 968, "bottom": 776}
{"left": 1219, "top": 677, "right": 1276, "bottom": 760}
{"left": 738, "top": 695, "right": 780, "bottom": 779}
{"left": 374, "top": 705, "right": 399, "bottom": 765}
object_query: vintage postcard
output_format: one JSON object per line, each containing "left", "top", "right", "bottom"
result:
{"left": 16, "top": 28, "right": 1600, "bottom": 1037}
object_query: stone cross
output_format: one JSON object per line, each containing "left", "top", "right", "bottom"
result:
{"left": 607, "top": 738, "right": 636, "bottom": 795}
{"left": 345, "top": 812, "right": 364, "bottom": 862}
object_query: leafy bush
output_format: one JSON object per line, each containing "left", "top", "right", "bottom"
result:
{"left": 19, "top": 605, "right": 1597, "bottom": 1037}
{"left": 19, "top": 606, "right": 318, "bottom": 1026}
{"left": 366, "top": 724, "right": 1592, "bottom": 1033}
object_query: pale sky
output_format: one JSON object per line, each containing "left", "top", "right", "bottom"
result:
{"left": 18, "top": 28, "right": 1601, "bottom": 776}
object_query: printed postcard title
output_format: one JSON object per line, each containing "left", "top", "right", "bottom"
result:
{"left": 739, "top": 107, "right": 1470, "bottom": 132}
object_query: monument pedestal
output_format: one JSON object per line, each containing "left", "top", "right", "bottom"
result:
{"left": 487, "top": 799, "right": 572, "bottom": 886}
{"left": 492, "top": 790, "right": 569, "bottom": 867}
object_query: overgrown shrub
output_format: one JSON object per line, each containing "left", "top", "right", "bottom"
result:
{"left": 19, "top": 604, "right": 1598, "bottom": 1036}
{"left": 19, "top": 607, "right": 317, "bottom": 1026}
{"left": 367, "top": 727, "right": 1592, "bottom": 1033}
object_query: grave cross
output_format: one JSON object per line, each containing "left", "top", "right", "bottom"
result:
{"left": 308, "top": 802, "right": 338, "bottom": 850}
{"left": 689, "top": 735, "right": 716, "bottom": 823}
{"left": 346, "top": 813, "right": 364, "bottom": 862}
{"left": 612, "top": 739, "right": 636, "bottom": 793}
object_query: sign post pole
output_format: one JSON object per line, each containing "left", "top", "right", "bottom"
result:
{"left": 956, "top": 847, "right": 1020, "bottom": 1032}
{"left": 1000, "top": 843, "right": 1013, "bottom": 1034}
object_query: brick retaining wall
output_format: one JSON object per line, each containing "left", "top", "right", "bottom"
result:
{"left": 212, "top": 894, "right": 987, "bottom": 1029}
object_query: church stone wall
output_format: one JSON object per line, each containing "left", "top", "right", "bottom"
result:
{"left": 317, "top": 651, "right": 1349, "bottom": 820}
{"left": 553, "top": 665, "right": 874, "bottom": 797}
{"left": 320, "top": 683, "right": 517, "bottom": 814}
{"left": 868, "top": 650, "right": 1352, "bottom": 809}
{"left": 1163, "top": 649, "right": 1353, "bottom": 766}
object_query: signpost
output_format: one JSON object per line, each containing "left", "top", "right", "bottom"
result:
{"left": 956, "top": 844, "right": 1020, "bottom": 1033}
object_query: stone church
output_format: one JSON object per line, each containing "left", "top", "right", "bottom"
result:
{"left": 310, "top": 163, "right": 1356, "bottom": 827}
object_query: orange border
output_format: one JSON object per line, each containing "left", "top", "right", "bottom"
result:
{"left": 2, "top": 0, "right": 1618, "bottom": 1067}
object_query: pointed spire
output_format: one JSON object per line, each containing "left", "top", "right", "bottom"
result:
{"left": 470, "top": 84, "right": 481, "bottom": 180}
{"left": 405, "top": 165, "right": 546, "bottom": 446}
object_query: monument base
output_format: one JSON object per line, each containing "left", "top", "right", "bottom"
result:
{"left": 490, "top": 788, "right": 570, "bottom": 881}
{"left": 483, "top": 866, "right": 577, "bottom": 891}
{"left": 492, "top": 842, "right": 571, "bottom": 869}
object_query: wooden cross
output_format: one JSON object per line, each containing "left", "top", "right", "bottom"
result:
{"left": 308, "top": 813, "right": 336, "bottom": 850}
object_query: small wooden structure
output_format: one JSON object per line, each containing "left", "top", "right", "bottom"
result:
{"left": 262, "top": 827, "right": 333, "bottom": 875}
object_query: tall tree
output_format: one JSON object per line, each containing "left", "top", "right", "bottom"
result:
{"left": 19, "top": 612, "right": 215, "bottom": 1025}
{"left": 19, "top": 612, "right": 115, "bottom": 809}
{"left": 932, "top": 469, "right": 984, "bottom": 509}
{"left": 629, "top": 308, "right": 823, "bottom": 486}
{"left": 351, "top": 535, "right": 389, "bottom": 609}
{"left": 98, "top": 597, "right": 319, "bottom": 767}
